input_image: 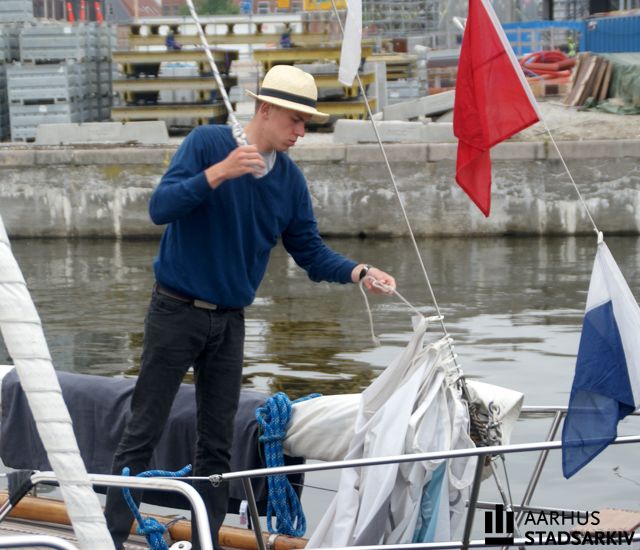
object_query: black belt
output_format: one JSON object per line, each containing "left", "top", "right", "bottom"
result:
{"left": 154, "top": 282, "right": 241, "bottom": 312}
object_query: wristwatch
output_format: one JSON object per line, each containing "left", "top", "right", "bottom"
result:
{"left": 358, "top": 264, "right": 371, "bottom": 281}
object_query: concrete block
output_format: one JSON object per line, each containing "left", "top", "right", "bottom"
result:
{"left": 333, "top": 119, "right": 426, "bottom": 144}
{"left": 35, "top": 149, "right": 74, "bottom": 165}
{"left": 346, "top": 143, "right": 427, "bottom": 163}
{"left": 383, "top": 90, "right": 455, "bottom": 121}
{"left": 492, "top": 141, "right": 543, "bottom": 160}
{"left": 35, "top": 121, "right": 170, "bottom": 145}
{"left": 427, "top": 143, "right": 457, "bottom": 162}
{"left": 289, "top": 145, "right": 345, "bottom": 162}
{"left": 0, "top": 149, "right": 35, "bottom": 166}
{"left": 437, "top": 110, "right": 454, "bottom": 122}
{"left": 72, "top": 147, "right": 171, "bottom": 166}
{"left": 547, "top": 139, "right": 640, "bottom": 160}
{"left": 428, "top": 141, "right": 545, "bottom": 161}
{"left": 421, "top": 122, "right": 455, "bottom": 142}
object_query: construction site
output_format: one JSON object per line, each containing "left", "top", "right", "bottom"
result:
{"left": 0, "top": 0, "right": 637, "bottom": 141}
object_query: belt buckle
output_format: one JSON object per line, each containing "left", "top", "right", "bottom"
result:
{"left": 193, "top": 299, "right": 218, "bottom": 311}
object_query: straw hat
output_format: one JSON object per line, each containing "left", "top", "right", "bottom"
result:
{"left": 246, "top": 65, "right": 330, "bottom": 123}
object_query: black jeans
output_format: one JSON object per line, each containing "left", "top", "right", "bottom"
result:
{"left": 104, "top": 289, "right": 245, "bottom": 550}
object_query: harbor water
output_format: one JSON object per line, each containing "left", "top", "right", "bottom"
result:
{"left": 3, "top": 235, "right": 640, "bottom": 539}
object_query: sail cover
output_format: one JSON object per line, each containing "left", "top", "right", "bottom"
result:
{"left": 307, "top": 317, "right": 478, "bottom": 546}
{"left": 0, "top": 216, "right": 113, "bottom": 549}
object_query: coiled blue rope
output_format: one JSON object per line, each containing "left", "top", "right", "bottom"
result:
{"left": 121, "top": 464, "right": 193, "bottom": 550}
{"left": 255, "top": 392, "right": 320, "bottom": 537}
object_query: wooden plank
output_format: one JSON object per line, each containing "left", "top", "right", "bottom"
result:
{"left": 113, "top": 49, "right": 239, "bottom": 64}
{"left": 317, "top": 97, "right": 376, "bottom": 118}
{"left": 570, "top": 52, "right": 588, "bottom": 86}
{"left": 0, "top": 492, "right": 307, "bottom": 550}
{"left": 566, "top": 55, "right": 598, "bottom": 107}
{"left": 572, "top": 508, "right": 640, "bottom": 535}
{"left": 565, "top": 52, "right": 590, "bottom": 105}
{"left": 253, "top": 45, "right": 373, "bottom": 70}
{"left": 128, "top": 32, "right": 336, "bottom": 47}
{"left": 113, "top": 76, "right": 238, "bottom": 93}
{"left": 575, "top": 56, "right": 600, "bottom": 106}
{"left": 590, "top": 57, "right": 608, "bottom": 102}
{"left": 598, "top": 61, "right": 613, "bottom": 102}
{"left": 111, "top": 102, "right": 230, "bottom": 121}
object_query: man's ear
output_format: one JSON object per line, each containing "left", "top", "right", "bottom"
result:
{"left": 258, "top": 101, "right": 273, "bottom": 119}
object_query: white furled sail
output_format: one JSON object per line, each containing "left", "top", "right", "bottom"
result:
{"left": 308, "top": 318, "right": 478, "bottom": 546}
{"left": 0, "top": 216, "right": 113, "bottom": 549}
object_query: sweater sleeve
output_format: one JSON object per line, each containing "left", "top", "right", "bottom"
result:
{"left": 282, "top": 176, "right": 357, "bottom": 284}
{"left": 149, "top": 127, "right": 216, "bottom": 225}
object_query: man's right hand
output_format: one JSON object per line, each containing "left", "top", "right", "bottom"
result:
{"left": 205, "top": 145, "right": 267, "bottom": 189}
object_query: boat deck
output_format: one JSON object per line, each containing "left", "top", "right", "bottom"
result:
{"left": 0, "top": 518, "right": 149, "bottom": 549}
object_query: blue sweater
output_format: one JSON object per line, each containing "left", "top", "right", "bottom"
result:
{"left": 149, "top": 125, "right": 357, "bottom": 308}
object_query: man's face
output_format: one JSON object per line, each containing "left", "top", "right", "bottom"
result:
{"left": 263, "top": 104, "right": 311, "bottom": 152}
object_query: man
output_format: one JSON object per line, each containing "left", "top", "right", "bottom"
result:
{"left": 104, "top": 64, "right": 395, "bottom": 549}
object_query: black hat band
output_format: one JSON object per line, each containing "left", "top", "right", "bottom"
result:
{"left": 259, "top": 87, "right": 317, "bottom": 108}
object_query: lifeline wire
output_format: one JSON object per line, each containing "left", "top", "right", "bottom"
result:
{"left": 329, "top": 0, "right": 464, "bottom": 381}
{"left": 184, "top": 0, "right": 248, "bottom": 147}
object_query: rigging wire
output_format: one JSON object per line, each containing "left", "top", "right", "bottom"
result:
{"left": 328, "top": 0, "right": 473, "bottom": 408}
{"left": 540, "top": 118, "right": 600, "bottom": 236}
{"left": 327, "top": 3, "right": 605, "bottom": 435}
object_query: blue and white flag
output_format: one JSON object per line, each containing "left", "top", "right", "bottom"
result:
{"left": 562, "top": 241, "right": 640, "bottom": 478}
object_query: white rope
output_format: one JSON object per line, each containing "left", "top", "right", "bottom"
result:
{"left": 358, "top": 280, "right": 381, "bottom": 346}
{"left": 359, "top": 277, "right": 444, "bottom": 346}
{"left": 184, "top": 0, "right": 248, "bottom": 147}
{"left": 0, "top": 216, "right": 113, "bottom": 550}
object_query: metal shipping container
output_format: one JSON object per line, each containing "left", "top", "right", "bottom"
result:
{"left": 584, "top": 14, "right": 640, "bottom": 53}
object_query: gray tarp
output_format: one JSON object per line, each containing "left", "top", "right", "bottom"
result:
{"left": 594, "top": 53, "right": 640, "bottom": 114}
{"left": 1, "top": 369, "right": 303, "bottom": 513}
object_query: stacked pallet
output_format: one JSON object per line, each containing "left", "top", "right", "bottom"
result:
{"left": 0, "top": 23, "right": 23, "bottom": 62}
{"left": 253, "top": 47, "right": 376, "bottom": 125}
{"left": 367, "top": 53, "right": 417, "bottom": 81}
{"left": 8, "top": 22, "right": 116, "bottom": 142}
{"left": 426, "top": 49, "right": 459, "bottom": 94}
{"left": 111, "top": 48, "right": 239, "bottom": 128}
{"left": 0, "top": 0, "right": 34, "bottom": 23}
{"left": 126, "top": 19, "right": 339, "bottom": 48}
{"left": 564, "top": 52, "right": 613, "bottom": 107}
{"left": 386, "top": 79, "right": 425, "bottom": 106}
{"left": 0, "top": 0, "right": 33, "bottom": 139}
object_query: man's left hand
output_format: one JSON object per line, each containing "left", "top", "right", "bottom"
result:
{"left": 351, "top": 264, "right": 396, "bottom": 294}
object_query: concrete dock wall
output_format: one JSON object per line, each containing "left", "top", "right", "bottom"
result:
{"left": 0, "top": 140, "right": 638, "bottom": 238}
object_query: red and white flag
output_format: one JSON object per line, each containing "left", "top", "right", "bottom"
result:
{"left": 454, "top": 0, "right": 541, "bottom": 217}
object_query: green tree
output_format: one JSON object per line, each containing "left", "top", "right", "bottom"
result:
{"left": 179, "top": 0, "right": 240, "bottom": 15}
